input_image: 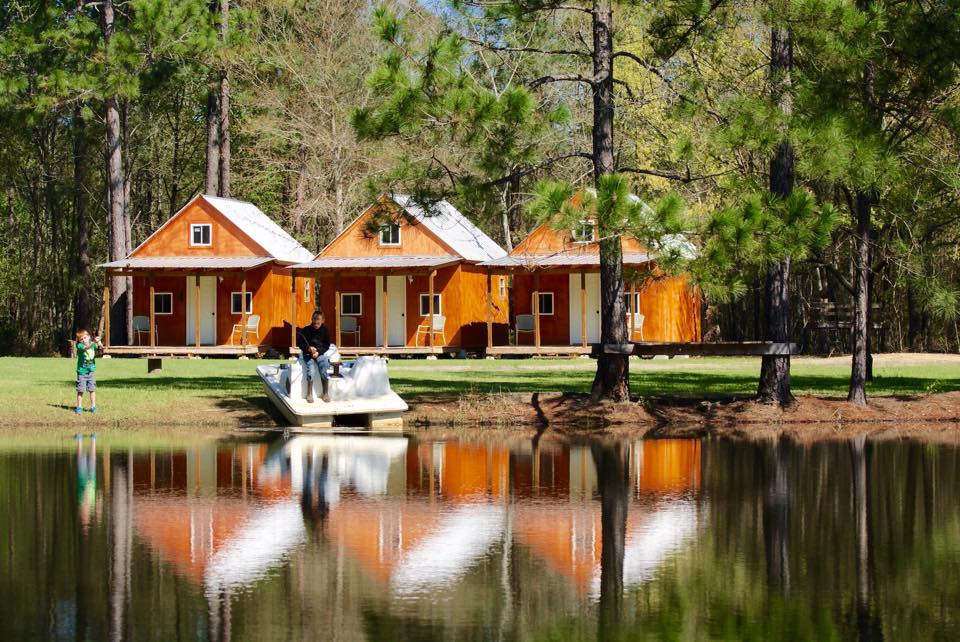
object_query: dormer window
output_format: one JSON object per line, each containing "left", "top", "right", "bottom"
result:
{"left": 379, "top": 222, "right": 401, "bottom": 246}
{"left": 190, "top": 223, "right": 212, "bottom": 247}
{"left": 572, "top": 220, "right": 596, "bottom": 243}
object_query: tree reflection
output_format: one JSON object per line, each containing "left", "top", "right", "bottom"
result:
{"left": 851, "top": 436, "right": 882, "bottom": 641}
{"left": 764, "top": 437, "right": 792, "bottom": 592}
{"left": 591, "top": 440, "right": 630, "bottom": 638}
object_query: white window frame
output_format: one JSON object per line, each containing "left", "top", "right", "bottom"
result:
{"left": 154, "top": 292, "right": 173, "bottom": 315}
{"left": 230, "top": 291, "right": 253, "bottom": 315}
{"left": 341, "top": 292, "right": 362, "bottom": 316}
{"left": 419, "top": 293, "right": 442, "bottom": 316}
{"left": 190, "top": 223, "right": 212, "bottom": 247}
{"left": 379, "top": 222, "right": 401, "bottom": 246}
{"left": 571, "top": 220, "right": 596, "bottom": 243}
{"left": 498, "top": 276, "right": 507, "bottom": 298}
{"left": 623, "top": 292, "right": 640, "bottom": 314}
{"left": 532, "top": 292, "right": 554, "bottom": 316}
{"left": 303, "top": 278, "right": 311, "bottom": 303}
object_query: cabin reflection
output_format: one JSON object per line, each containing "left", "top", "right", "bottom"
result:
{"left": 120, "top": 436, "right": 702, "bottom": 612}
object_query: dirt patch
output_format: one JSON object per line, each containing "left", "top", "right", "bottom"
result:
{"left": 404, "top": 390, "right": 960, "bottom": 440}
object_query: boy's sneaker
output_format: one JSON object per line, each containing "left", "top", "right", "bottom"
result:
{"left": 75, "top": 407, "right": 83, "bottom": 414}
{"left": 90, "top": 406, "right": 97, "bottom": 414}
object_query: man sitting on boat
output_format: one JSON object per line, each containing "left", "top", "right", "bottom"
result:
{"left": 297, "top": 310, "right": 332, "bottom": 403}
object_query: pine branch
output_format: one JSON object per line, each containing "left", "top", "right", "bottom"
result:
{"left": 612, "top": 51, "right": 726, "bottom": 123}
{"left": 529, "top": 73, "right": 596, "bottom": 89}
{"left": 484, "top": 152, "right": 593, "bottom": 186}
{"left": 462, "top": 37, "right": 590, "bottom": 58}
{"left": 617, "top": 166, "right": 732, "bottom": 183}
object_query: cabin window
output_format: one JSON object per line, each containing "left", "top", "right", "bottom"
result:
{"left": 419, "top": 293, "right": 442, "bottom": 316}
{"left": 623, "top": 292, "right": 640, "bottom": 314}
{"left": 498, "top": 276, "right": 507, "bottom": 298}
{"left": 379, "top": 222, "right": 401, "bottom": 246}
{"left": 190, "top": 223, "right": 212, "bottom": 247}
{"left": 303, "top": 279, "right": 311, "bottom": 302}
{"left": 341, "top": 293, "right": 362, "bottom": 316}
{"left": 532, "top": 292, "right": 554, "bottom": 315}
{"left": 230, "top": 291, "right": 253, "bottom": 315}
{"left": 572, "top": 220, "right": 596, "bottom": 243}
{"left": 154, "top": 292, "right": 173, "bottom": 315}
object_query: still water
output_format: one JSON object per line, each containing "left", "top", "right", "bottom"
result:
{"left": 1, "top": 432, "right": 959, "bottom": 640}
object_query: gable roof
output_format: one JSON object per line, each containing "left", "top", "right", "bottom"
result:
{"left": 390, "top": 195, "right": 507, "bottom": 262}
{"left": 127, "top": 194, "right": 313, "bottom": 263}
{"left": 202, "top": 196, "right": 314, "bottom": 263}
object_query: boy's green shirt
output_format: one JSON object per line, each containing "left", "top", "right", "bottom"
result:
{"left": 76, "top": 340, "right": 97, "bottom": 375}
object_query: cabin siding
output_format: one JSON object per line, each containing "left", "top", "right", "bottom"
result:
{"left": 321, "top": 203, "right": 456, "bottom": 258}
{"left": 131, "top": 199, "right": 267, "bottom": 258}
{"left": 512, "top": 273, "right": 571, "bottom": 345}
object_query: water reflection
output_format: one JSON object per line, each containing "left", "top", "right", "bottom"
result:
{"left": 2, "top": 433, "right": 959, "bottom": 640}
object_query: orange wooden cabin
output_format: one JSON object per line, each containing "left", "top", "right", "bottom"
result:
{"left": 292, "top": 195, "right": 509, "bottom": 354}
{"left": 100, "top": 194, "right": 316, "bottom": 355}
{"left": 480, "top": 214, "right": 701, "bottom": 354}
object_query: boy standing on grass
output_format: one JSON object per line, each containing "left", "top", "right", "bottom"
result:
{"left": 75, "top": 329, "right": 101, "bottom": 414}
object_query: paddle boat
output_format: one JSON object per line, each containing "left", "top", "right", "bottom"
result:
{"left": 256, "top": 347, "right": 407, "bottom": 429}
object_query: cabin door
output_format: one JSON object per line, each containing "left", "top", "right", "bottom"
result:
{"left": 375, "top": 275, "right": 406, "bottom": 346}
{"left": 568, "top": 273, "right": 601, "bottom": 345}
{"left": 185, "top": 276, "right": 217, "bottom": 345}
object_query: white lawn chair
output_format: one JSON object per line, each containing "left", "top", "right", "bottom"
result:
{"left": 627, "top": 313, "right": 645, "bottom": 341}
{"left": 515, "top": 314, "right": 535, "bottom": 344}
{"left": 339, "top": 316, "right": 360, "bottom": 345}
{"left": 132, "top": 316, "right": 156, "bottom": 345}
{"left": 416, "top": 315, "right": 446, "bottom": 346}
{"left": 231, "top": 314, "right": 260, "bottom": 344}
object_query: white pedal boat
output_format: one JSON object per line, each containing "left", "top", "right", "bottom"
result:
{"left": 256, "top": 352, "right": 407, "bottom": 429}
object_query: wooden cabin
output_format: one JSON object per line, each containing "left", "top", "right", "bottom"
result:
{"left": 100, "top": 194, "right": 316, "bottom": 355}
{"left": 293, "top": 195, "right": 509, "bottom": 354}
{"left": 480, "top": 212, "right": 701, "bottom": 354}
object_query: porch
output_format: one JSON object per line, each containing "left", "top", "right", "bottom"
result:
{"left": 100, "top": 256, "right": 280, "bottom": 352}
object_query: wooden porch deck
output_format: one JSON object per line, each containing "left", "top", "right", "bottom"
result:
{"left": 485, "top": 345, "right": 594, "bottom": 356}
{"left": 104, "top": 344, "right": 266, "bottom": 357}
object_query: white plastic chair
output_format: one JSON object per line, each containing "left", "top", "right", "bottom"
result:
{"left": 132, "top": 316, "right": 156, "bottom": 345}
{"left": 340, "top": 316, "right": 360, "bottom": 345}
{"left": 231, "top": 314, "right": 260, "bottom": 344}
{"left": 515, "top": 314, "right": 535, "bottom": 344}
{"left": 627, "top": 313, "right": 645, "bottom": 341}
{"left": 416, "top": 315, "right": 446, "bottom": 346}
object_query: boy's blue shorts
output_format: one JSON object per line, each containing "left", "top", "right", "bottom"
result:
{"left": 76, "top": 373, "right": 97, "bottom": 393}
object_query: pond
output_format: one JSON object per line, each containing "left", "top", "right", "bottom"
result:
{"left": 1, "top": 431, "right": 958, "bottom": 640}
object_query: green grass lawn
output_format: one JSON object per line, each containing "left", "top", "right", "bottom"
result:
{"left": 0, "top": 354, "right": 957, "bottom": 427}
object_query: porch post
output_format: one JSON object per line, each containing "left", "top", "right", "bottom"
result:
{"left": 240, "top": 273, "right": 248, "bottom": 346}
{"left": 333, "top": 272, "right": 341, "bottom": 347}
{"left": 289, "top": 271, "right": 297, "bottom": 350}
{"left": 533, "top": 270, "right": 541, "bottom": 353}
{"left": 580, "top": 271, "right": 587, "bottom": 349}
{"left": 149, "top": 274, "right": 156, "bottom": 347}
{"left": 103, "top": 273, "right": 111, "bottom": 348}
{"left": 428, "top": 269, "right": 436, "bottom": 350}
{"left": 485, "top": 271, "right": 493, "bottom": 349}
{"left": 194, "top": 274, "right": 201, "bottom": 349}
{"left": 381, "top": 273, "right": 388, "bottom": 350}
{"left": 629, "top": 281, "right": 637, "bottom": 341}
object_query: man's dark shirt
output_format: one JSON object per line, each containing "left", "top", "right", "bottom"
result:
{"left": 297, "top": 323, "right": 331, "bottom": 357}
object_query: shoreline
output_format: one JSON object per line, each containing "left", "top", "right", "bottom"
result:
{"left": 3, "top": 390, "right": 958, "bottom": 443}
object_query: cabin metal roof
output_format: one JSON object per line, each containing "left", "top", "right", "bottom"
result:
{"left": 479, "top": 251, "right": 656, "bottom": 269}
{"left": 202, "top": 195, "right": 315, "bottom": 263}
{"left": 291, "top": 255, "right": 462, "bottom": 271}
{"left": 99, "top": 256, "right": 275, "bottom": 270}
{"left": 390, "top": 195, "right": 507, "bottom": 262}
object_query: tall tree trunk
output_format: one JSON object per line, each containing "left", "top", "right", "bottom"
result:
{"left": 217, "top": 0, "right": 231, "bottom": 197}
{"left": 205, "top": 90, "right": 220, "bottom": 195}
{"left": 849, "top": 190, "right": 871, "bottom": 404}
{"left": 758, "top": 26, "right": 794, "bottom": 404}
{"left": 101, "top": 0, "right": 129, "bottom": 346}
{"left": 590, "top": 0, "right": 630, "bottom": 402}
{"left": 73, "top": 105, "right": 92, "bottom": 333}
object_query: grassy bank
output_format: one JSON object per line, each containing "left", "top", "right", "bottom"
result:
{"left": 1, "top": 353, "right": 958, "bottom": 428}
